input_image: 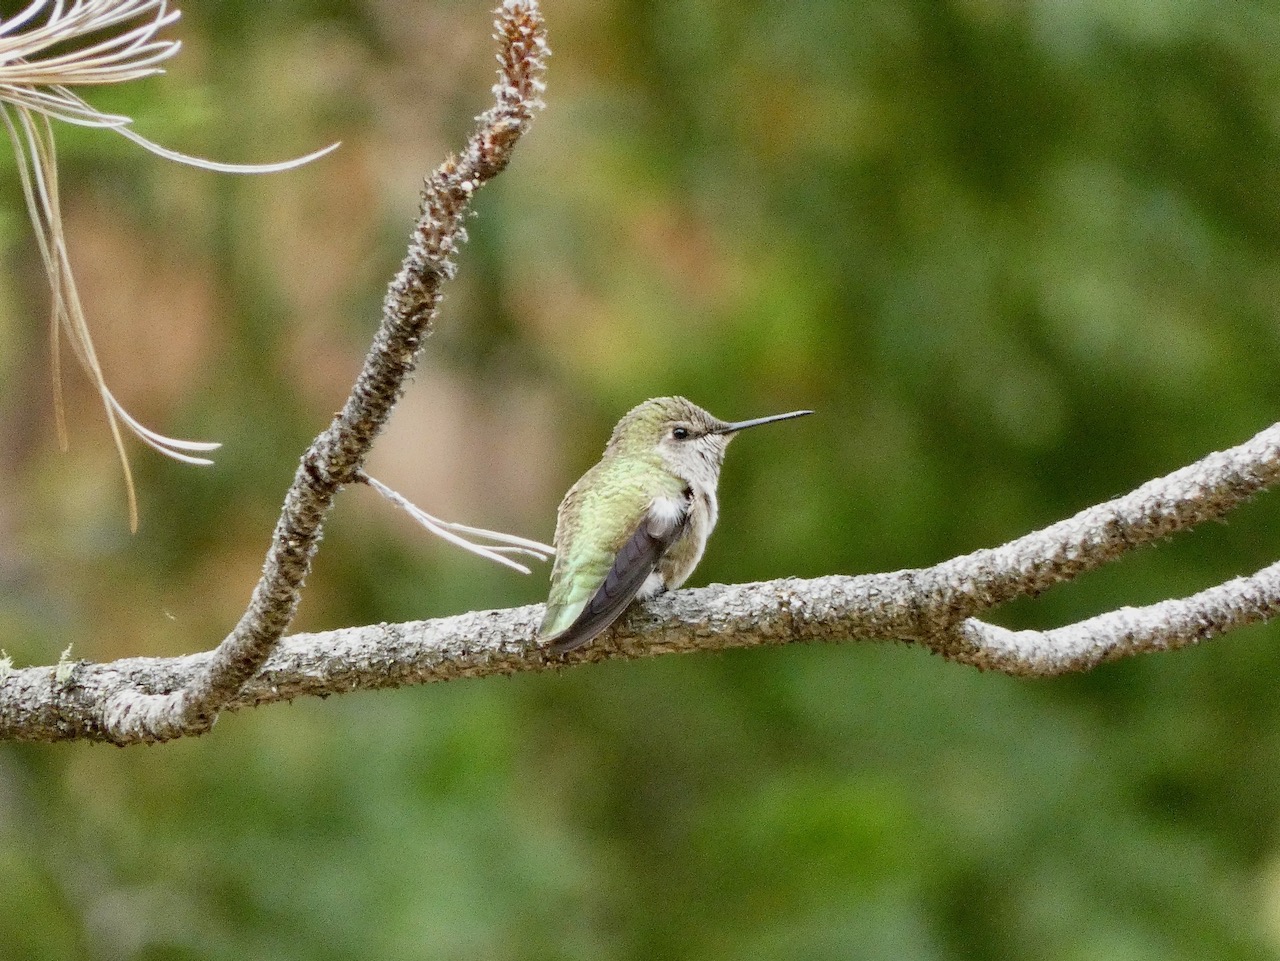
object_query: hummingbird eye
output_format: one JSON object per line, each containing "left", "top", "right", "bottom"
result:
{"left": 671, "top": 426, "right": 690, "bottom": 440}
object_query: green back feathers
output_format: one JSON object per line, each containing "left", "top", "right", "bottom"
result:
{"left": 538, "top": 442, "right": 682, "bottom": 641}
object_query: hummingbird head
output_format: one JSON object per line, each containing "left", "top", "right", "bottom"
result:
{"left": 605, "top": 396, "right": 813, "bottom": 487}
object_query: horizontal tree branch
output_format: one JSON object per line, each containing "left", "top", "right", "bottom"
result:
{"left": 3, "top": 419, "right": 1279, "bottom": 745}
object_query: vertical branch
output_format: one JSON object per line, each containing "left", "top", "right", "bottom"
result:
{"left": 100, "top": 0, "right": 549, "bottom": 743}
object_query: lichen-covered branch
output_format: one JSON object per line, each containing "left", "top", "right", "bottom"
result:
{"left": 91, "top": 0, "right": 549, "bottom": 743}
{"left": 3, "top": 419, "right": 1279, "bottom": 745}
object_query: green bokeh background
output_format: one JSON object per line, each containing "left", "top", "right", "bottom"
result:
{"left": 4, "top": 0, "right": 1280, "bottom": 958}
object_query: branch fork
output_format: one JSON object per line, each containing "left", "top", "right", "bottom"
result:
{"left": 1, "top": 0, "right": 551, "bottom": 742}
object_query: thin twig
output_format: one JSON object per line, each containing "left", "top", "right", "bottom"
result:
{"left": 87, "top": 0, "right": 549, "bottom": 742}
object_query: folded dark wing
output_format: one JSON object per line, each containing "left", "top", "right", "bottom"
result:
{"left": 547, "top": 497, "right": 688, "bottom": 653}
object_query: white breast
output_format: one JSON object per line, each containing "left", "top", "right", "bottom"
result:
{"left": 646, "top": 494, "right": 687, "bottom": 537}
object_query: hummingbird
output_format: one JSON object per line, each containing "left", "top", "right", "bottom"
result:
{"left": 539, "top": 396, "right": 812, "bottom": 653}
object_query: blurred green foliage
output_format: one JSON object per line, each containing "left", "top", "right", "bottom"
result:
{"left": 3, "top": 0, "right": 1280, "bottom": 958}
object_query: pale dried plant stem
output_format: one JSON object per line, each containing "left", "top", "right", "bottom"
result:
{"left": 2, "top": 418, "right": 1280, "bottom": 744}
{"left": 357, "top": 472, "right": 553, "bottom": 574}
{"left": 3, "top": 103, "right": 142, "bottom": 522}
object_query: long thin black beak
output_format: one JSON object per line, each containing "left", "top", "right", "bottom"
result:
{"left": 718, "top": 409, "right": 813, "bottom": 434}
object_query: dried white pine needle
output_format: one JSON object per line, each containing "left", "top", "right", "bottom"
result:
{"left": 0, "top": 0, "right": 339, "bottom": 530}
{"left": 360, "top": 472, "right": 554, "bottom": 574}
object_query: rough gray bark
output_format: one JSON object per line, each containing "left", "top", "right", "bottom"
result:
{"left": 3, "top": 420, "right": 1279, "bottom": 745}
